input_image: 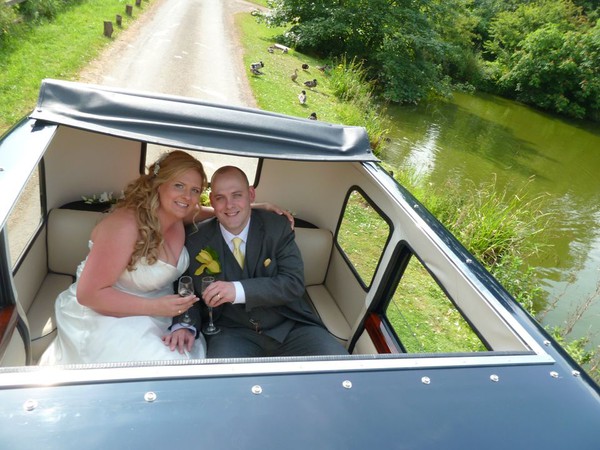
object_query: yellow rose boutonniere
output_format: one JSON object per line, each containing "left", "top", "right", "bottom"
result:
{"left": 264, "top": 258, "right": 272, "bottom": 268}
{"left": 195, "top": 247, "right": 221, "bottom": 276}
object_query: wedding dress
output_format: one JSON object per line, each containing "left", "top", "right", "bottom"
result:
{"left": 39, "top": 243, "right": 206, "bottom": 364}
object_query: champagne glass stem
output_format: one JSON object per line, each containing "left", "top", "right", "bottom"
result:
{"left": 208, "top": 307, "right": 215, "bottom": 327}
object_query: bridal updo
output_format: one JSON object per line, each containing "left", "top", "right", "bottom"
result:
{"left": 115, "top": 150, "right": 207, "bottom": 270}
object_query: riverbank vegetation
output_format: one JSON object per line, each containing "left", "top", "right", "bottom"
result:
{"left": 257, "top": 0, "right": 600, "bottom": 122}
{"left": 239, "top": 10, "right": 599, "bottom": 381}
{"left": 0, "top": 0, "right": 148, "bottom": 132}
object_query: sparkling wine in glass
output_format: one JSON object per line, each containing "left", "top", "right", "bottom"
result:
{"left": 178, "top": 275, "right": 194, "bottom": 326}
{"left": 201, "top": 276, "right": 220, "bottom": 335}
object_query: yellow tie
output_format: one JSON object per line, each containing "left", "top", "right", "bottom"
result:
{"left": 232, "top": 237, "right": 244, "bottom": 269}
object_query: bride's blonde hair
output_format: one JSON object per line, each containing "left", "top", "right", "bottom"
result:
{"left": 115, "top": 150, "right": 207, "bottom": 270}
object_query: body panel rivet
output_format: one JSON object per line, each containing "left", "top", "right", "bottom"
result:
{"left": 550, "top": 371, "right": 559, "bottom": 379}
{"left": 251, "top": 385, "right": 262, "bottom": 395}
{"left": 23, "top": 399, "right": 38, "bottom": 411}
{"left": 490, "top": 374, "right": 499, "bottom": 382}
{"left": 342, "top": 380, "right": 352, "bottom": 389}
{"left": 421, "top": 376, "right": 431, "bottom": 385}
{"left": 144, "top": 391, "right": 157, "bottom": 402}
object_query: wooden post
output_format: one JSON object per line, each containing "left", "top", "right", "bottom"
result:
{"left": 125, "top": 5, "right": 133, "bottom": 16}
{"left": 116, "top": 14, "right": 122, "bottom": 27}
{"left": 135, "top": 0, "right": 141, "bottom": 6}
{"left": 103, "top": 21, "right": 114, "bottom": 38}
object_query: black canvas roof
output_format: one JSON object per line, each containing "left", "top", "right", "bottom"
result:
{"left": 30, "top": 79, "right": 377, "bottom": 162}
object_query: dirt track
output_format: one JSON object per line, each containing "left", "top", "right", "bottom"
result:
{"left": 78, "top": 0, "right": 258, "bottom": 107}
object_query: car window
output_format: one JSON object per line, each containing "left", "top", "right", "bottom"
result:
{"left": 386, "top": 252, "right": 487, "bottom": 353}
{"left": 337, "top": 189, "right": 487, "bottom": 354}
{"left": 336, "top": 189, "right": 390, "bottom": 288}
{"left": 145, "top": 146, "right": 259, "bottom": 185}
{"left": 6, "top": 166, "right": 43, "bottom": 269}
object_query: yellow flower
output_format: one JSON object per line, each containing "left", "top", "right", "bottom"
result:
{"left": 194, "top": 247, "right": 221, "bottom": 275}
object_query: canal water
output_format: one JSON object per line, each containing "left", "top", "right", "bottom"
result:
{"left": 382, "top": 91, "right": 600, "bottom": 349}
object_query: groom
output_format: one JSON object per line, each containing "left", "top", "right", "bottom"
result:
{"left": 177, "top": 165, "right": 346, "bottom": 358}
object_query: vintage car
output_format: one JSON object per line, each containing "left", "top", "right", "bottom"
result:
{"left": 1, "top": 79, "right": 598, "bottom": 449}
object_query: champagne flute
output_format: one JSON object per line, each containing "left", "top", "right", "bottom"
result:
{"left": 177, "top": 275, "right": 194, "bottom": 326}
{"left": 201, "top": 276, "right": 220, "bottom": 335}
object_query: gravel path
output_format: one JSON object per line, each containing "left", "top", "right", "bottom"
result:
{"left": 78, "top": 0, "right": 258, "bottom": 108}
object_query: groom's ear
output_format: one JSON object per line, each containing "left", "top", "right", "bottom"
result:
{"left": 248, "top": 186, "right": 256, "bottom": 204}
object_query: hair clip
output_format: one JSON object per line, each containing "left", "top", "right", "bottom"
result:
{"left": 152, "top": 153, "right": 168, "bottom": 177}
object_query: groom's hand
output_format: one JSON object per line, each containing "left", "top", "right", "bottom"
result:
{"left": 202, "top": 281, "right": 236, "bottom": 307}
{"left": 163, "top": 329, "right": 195, "bottom": 354}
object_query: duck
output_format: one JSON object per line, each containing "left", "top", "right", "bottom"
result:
{"left": 291, "top": 68, "right": 298, "bottom": 82}
{"left": 303, "top": 79, "right": 318, "bottom": 88}
{"left": 298, "top": 90, "right": 307, "bottom": 105}
{"left": 250, "top": 61, "right": 264, "bottom": 75}
{"left": 302, "top": 63, "right": 309, "bottom": 70}
{"left": 308, "top": 112, "right": 317, "bottom": 120}
{"left": 316, "top": 65, "right": 331, "bottom": 72}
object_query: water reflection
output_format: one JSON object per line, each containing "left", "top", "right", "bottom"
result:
{"left": 403, "top": 123, "right": 440, "bottom": 178}
{"left": 383, "top": 91, "right": 600, "bottom": 347}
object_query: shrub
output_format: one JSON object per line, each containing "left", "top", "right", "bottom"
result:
{"left": 0, "top": 4, "right": 18, "bottom": 41}
{"left": 18, "top": 0, "right": 66, "bottom": 21}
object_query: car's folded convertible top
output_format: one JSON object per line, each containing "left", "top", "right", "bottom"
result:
{"left": 30, "top": 79, "right": 378, "bottom": 162}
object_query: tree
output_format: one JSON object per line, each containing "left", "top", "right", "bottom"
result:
{"left": 262, "top": 0, "right": 470, "bottom": 103}
{"left": 483, "top": 0, "right": 599, "bottom": 119}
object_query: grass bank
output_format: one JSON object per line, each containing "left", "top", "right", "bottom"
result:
{"left": 0, "top": 0, "right": 152, "bottom": 133}
{"left": 236, "top": 13, "right": 388, "bottom": 152}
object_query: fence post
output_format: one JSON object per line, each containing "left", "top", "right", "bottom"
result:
{"left": 103, "top": 21, "right": 113, "bottom": 38}
{"left": 116, "top": 14, "right": 122, "bottom": 27}
{"left": 125, "top": 5, "right": 133, "bottom": 16}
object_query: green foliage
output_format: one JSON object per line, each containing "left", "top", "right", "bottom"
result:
{"left": 482, "top": 0, "right": 599, "bottom": 120}
{"left": 261, "top": 0, "right": 470, "bottom": 104}
{"left": 327, "top": 56, "right": 390, "bottom": 152}
{"left": 552, "top": 327, "right": 591, "bottom": 363}
{"left": 328, "top": 56, "right": 373, "bottom": 102}
{"left": 0, "top": 5, "right": 18, "bottom": 42}
{"left": 262, "top": 0, "right": 600, "bottom": 120}
{"left": 18, "top": 0, "right": 69, "bottom": 21}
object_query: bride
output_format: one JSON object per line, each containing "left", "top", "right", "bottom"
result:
{"left": 40, "top": 151, "right": 290, "bottom": 364}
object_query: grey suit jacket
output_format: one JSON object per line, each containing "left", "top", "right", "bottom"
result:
{"left": 183, "top": 209, "right": 324, "bottom": 341}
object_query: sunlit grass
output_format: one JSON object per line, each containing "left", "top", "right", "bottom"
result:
{"left": 236, "top": 13, "right": 388, "bottom": 151}
{"left": 0, "top": 0, "right": 149, "bottom": 133}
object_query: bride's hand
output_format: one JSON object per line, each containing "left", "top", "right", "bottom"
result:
{"left": 159, "top": 293, "right": 198, "bottom": 317}
{"left": 163, "top": 329, "right": 195, "bottom": 353}
{"left": 252, "top": 202, "right": 295, "bottom": 229}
